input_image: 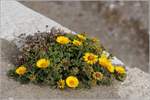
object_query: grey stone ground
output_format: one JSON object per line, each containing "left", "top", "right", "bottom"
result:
{"left": 0, "top": 1, "right": 150, "bottom": 100}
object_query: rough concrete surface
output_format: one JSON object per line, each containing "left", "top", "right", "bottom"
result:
{"left": 0, "top": 1, "right": 150, "bottom": 100}
{"left": 0, "top": 0, "right": 71, "bottom": 41}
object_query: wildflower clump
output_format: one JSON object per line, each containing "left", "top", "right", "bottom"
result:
{"left": 8, "top": 28, "right": 126, "bottom": 89}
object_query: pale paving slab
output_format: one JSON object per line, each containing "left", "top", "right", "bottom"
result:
{"left": 0, "top": 0, "right": 72, "bottom": 41}
{"left": 0, "top": 0, "right": 150, "bottom": 100}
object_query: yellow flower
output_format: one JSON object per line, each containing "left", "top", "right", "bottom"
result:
{"left": 72, "top": 39, "right": 82, "bottom": 46}
{"left": 83, "top": 53, "right": 98, "bottom": 65}
{"left": 36, "top": 58, "right": 50, "bottom": 68}
{"left": 66, "top": 76, "right": 79, "bottom": 88}
{"left": 99, "top": 57, "right": 110, "bottom": 68}
{"left": 77, "top": 34, "right": 86, "bottom": 40}
{"left": 57, "top": 79, "right": 65, "bottom": 89}
{"left": 16, "top": 65, "right": 27, "bottom": 75}
{"left": 107, "top": 64, "right": 115, "bottom": 73}
{"left": 93, "top": 72, "right": 103, "bottom": 80}
{"left": 56, "top": 36, "right": 70, "bottom": 44}
{"left": 115, "top": 66, "right": 126, "bottom": 74}
{"left": 91, "top": 79, "right": 97, "bottom": 86}
{"left": 29, "top": 74, "right": 36, "bottom": 81}
{"left": 92, "top": 37, "right": 99, "bottom": 42}
{"left": 98, "top": 54, "right": 114, "bottom": 73}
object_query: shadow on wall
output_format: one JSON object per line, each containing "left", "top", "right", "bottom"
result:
{"left": 0, "top": 39, "right": 20, "bottom": 64}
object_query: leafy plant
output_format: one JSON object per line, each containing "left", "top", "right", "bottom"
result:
{"left": 8, "top": 28, "right": 126, "bottom": 89}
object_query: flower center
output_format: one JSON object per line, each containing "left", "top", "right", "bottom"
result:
{"left": 88, "top": 55, "right": 94, "bottom": 60}
{"left": 95, "top": 73, "right": 100, "bottom": 77}
{"left": 69, "top": 80, "right": 75, "bottom": 86}
{"left": 19, "top": 70, "right": 24, "bottom": 74}
{"left": 40, "top": 63, "right": 47, "bottom": 67}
